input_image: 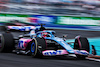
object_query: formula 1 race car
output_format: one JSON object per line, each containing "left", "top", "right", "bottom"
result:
{"left": 1, "top": 20, "right": 36, "bottom": 31}
{"left": 0, "top": 29, "right": 90, "bottom": 59}
{"left": 7, "top": 26, "right": 36, "bottom": 31}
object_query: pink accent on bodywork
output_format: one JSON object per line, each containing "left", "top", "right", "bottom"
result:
{"left": 42, "top": 49, "right": 68, "bottom": 56}
{"left": 7, "top": 26, "right": 35, "bottom": 29}
{"left": 30, "top": 26, "right": 35, "bottom": 29}
{"left": 8, "top": 26, "right": 12, "bottom": 29}
{"left": 77, "top": 37, "right": 81, "bottom": 48}
{"left": 19, "top": 38, "right": 32, "bottom": 50}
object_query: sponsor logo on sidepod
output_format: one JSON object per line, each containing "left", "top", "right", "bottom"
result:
{"left": 44, "top": 50, "right": 62, "bottom": 55}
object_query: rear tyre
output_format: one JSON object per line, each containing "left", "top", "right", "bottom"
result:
{"left": 30, "top": 37, "right": 46, "bottom": 58}
{"left": 0, "top": 33, "right": 14, "bottom": 52}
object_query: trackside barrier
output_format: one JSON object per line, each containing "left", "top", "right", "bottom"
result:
{"left": 0, "top": 13, "right": 100, "bottom": 31}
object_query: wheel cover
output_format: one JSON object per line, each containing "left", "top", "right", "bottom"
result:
{"left": 31, "top": 39, "right": 38, "bottom": 57}
{"left": 31, "top": 42, "right": 36, "bottom": 53}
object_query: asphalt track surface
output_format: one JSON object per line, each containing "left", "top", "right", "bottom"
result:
{"left": 0, "top": 29, "right": 100, "bottom": 67}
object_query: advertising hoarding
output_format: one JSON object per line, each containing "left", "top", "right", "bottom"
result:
{"left": 57, "top": 16, "right": 100, "bottom": 26}
{"left": 0, "top": 14, "right": 29, "bottom": 23}
{"left": 30, "top": 15, "right": 57, "bottom": 24}
{"left": 0, "top": 13, "right": 100, "bottom": 26}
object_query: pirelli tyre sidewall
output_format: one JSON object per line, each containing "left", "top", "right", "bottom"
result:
{"left": 0, "top": 33, "right": 14, "bottom": 52}
{"left": 74, "top": 37, "right": 90, "bottom": 59}
{"left": 74, "top": 37, "right": 90, "bottom": 52}
{"left": 0, "top": 34, "right": 4, "bottom": 52}
{"left": 30, "top": 37, "right": 46, "bottom": 58}
{"left": 31, "top": 38, "right": 38, "bottom": 57}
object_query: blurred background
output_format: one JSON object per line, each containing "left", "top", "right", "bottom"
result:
{"left": 0, "top": 0, "right": 100, "bottom": 26}
{"left": 0, "top": 0, "right": 100, "bottom": 16}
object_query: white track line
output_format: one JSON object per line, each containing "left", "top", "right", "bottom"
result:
{"left": 86, "top": 57, "right": 100, "bottom": 62}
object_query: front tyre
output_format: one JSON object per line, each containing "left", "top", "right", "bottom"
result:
{"left": 74, "top": 37, "right": 90, "bottom": 52}
{"left": 74, "top": 36, "right": 89, "bottom": 59}
{"left": 31, "top": 38, "right": 38, "bottom": 57}
{"left": 30, "top": 37, "right": 46, "bottom": 58}
{"left": 30, "top": 38, "right": 43, "bottom": 58}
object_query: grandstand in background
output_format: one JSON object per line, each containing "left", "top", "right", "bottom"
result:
{"left": 0, "top": 0, "right": 100, "bottom": 17}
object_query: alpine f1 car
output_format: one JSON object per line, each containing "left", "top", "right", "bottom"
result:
{"left": 7, "top": 26, "right": 36, "bottom": 31}
{"left": 2, "top": 20, "right": 36, "bottom": 31}
{"left": 0, "top": 26, "right": 90, "bottom": 59}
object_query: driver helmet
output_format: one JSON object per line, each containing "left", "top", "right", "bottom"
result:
{"left": 42, "top": 32, "right": 48, "bottom": 37}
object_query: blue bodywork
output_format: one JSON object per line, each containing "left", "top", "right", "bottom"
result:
{"left": 8, "top": 26, "right": 35, "bottom": 31}
{"left": 30, "top": 30, "right": 75, "bottom": 54}
{"left": 45, "top": 37, "right": 75, "bottom": 54}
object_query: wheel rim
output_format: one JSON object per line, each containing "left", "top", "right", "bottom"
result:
{"left": 31, "top": 42, "right": 36, "bottom": 53}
